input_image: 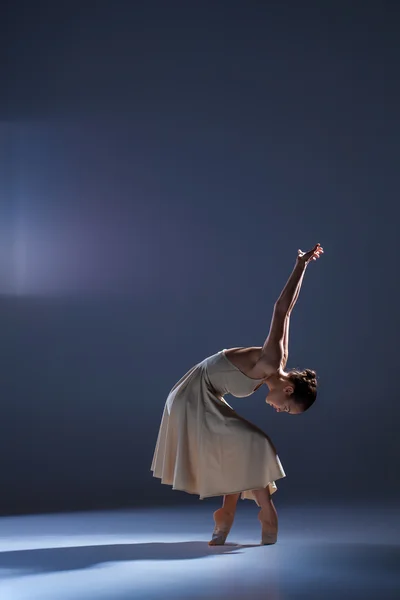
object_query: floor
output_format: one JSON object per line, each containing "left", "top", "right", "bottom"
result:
{"left": 0, "top": 503, "right": 398, "bottom": 599}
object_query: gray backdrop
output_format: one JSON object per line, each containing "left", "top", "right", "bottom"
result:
{"left": 1, "top": 0, "right": 399, "bottom": 515}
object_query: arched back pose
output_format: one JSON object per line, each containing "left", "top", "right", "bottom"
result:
{"left": 151, "top": 243, "right": 323, "bottom": 546}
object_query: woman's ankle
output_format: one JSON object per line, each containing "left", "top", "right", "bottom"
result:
{"left": 258, "top": 508, "right": 278, "bottom": 530}
{"left": 214, "top": 507, "right": 235, "bottom": 520}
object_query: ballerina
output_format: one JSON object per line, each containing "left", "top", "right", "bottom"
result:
{"left": 151, "top": 243, "right": 323, "bottom": 545}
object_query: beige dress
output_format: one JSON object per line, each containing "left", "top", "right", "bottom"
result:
{"left": 151, "top": 349, "right": 286, "bottom": 504}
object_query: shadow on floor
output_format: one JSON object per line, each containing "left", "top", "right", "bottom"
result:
{"left": 0, "top": 541, "right": 248, "bottom": 575}
{"left": 0, "top": 540, "right": 399, "bottom": 592}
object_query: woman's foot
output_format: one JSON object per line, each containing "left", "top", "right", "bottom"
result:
{"left": 258, "top": 508, "right": 278, "bottom": 545}
{"left": 208, "top": 507, "right": 235, "bottom": 546}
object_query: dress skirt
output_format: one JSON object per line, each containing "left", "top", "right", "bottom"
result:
{"left": 151, "top": 356, "right": 286, "bottom": 504}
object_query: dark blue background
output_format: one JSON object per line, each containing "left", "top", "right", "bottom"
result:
{"left": 1, "top": 1, "right": 399, "bottom": 514}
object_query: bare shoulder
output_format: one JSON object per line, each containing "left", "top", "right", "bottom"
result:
{"left": 224, "top": 346, "right": 271, "bottom": 379}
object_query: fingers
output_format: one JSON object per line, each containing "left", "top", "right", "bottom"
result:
{"left": 312, "top": 245, "right": 324, "bottom": 260}
{"left": 307, "top": 244, "right": 324, "bottom": 254}
{"left": 298, "top": 244, "right": 324, "bottom": 263}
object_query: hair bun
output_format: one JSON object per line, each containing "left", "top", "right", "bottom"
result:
{"left": 304, "top": 369, "right": 317, "bottom": 383}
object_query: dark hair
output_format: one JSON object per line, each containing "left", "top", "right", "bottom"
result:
{"left": 288, "top": 369, "right": 317, "bottom": 412}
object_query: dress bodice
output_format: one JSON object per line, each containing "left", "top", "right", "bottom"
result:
{"left": 203, "top": 350, "right": 264, "bottom": 398}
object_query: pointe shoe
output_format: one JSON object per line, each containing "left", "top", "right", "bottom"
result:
{"left": 208, "top": 508, "right": 235, "bottom": 546}
{"left": 258, "top": 509, "right": 278, "bottom": 545}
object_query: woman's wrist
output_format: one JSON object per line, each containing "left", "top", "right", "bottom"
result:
{"left": 294, "top": 259, "right": 307, "bottom": 272}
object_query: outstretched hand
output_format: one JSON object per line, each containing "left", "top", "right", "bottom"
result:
{"left": 297, "top": 243, "right": 324, "bottom": 266}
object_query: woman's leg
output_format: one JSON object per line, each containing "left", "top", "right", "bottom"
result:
{"left": 208, "top": 493, "right": 240, "bottom": 546}
{"left": 252, "top": 486, "right": 278, "bottom": 545}
{"left": 221, "top": 492, "right": 240, "bottom": 514}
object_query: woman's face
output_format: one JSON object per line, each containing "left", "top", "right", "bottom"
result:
{"left": 266, "top": 386, "right": 302, "bottom": 415}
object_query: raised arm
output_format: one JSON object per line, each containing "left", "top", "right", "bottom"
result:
{"left": 281, "top": 268, "right": 306, "bottom": 368}
{"left": 259, "top": 244, "right": 323, "bottom": 375}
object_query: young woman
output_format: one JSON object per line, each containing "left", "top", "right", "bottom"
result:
{"left": 151, "top": 243, "right": 323, "bottom": 546}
